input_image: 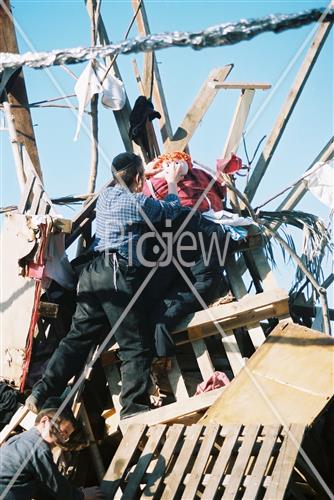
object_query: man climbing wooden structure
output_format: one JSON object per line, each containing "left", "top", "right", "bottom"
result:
{"left": 0, "top": 0, "right": 333, "bottom": 498}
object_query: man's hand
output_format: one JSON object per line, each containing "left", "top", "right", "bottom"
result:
{"left": 83, "top": 486, "right": 104, "bottom": 499}
{"left": 163, "top": 161, "right": 185, "bottom": 184}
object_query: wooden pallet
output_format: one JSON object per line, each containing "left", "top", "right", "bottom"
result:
{"left": 100, "top": 422, "right": 305, "bottom": 499}
{"left": 102, "top": 289, "right": 290, "bottom": 429}
{"left": 202, "top": 321, "right": 334, "bottom": 426}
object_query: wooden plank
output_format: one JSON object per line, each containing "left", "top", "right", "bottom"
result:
{"left": 167, "top": 356, "right": 189, "bottom": 400}
{"left": 243, "top": 425, "right": 281, "bottom": 499}
{"left": 182, "top": 423, "right": 221, "bottom": 499}
{"left": 18, "top": 171, "right": 35, "bottom": 213}
{"left": 248, "top": 247, "right": 278, "bottom": 291}
{"left": 225, "top": 254, "right": 267, "bottom": 348}
{"left": 212, "top": 82, "right": 271, "bottom": 90}
{"left": 66, "top": 177, "right": 113, "bottom": 248}
{"left": 121, "top": 388, "right": 224, "bottom": 428}
{"left": 191, "top": 339, "right": 215, "bottom": 381}
{"left": 275, "top": 136, "right": 334, "bottom": 214}
{"left": 175, "top": 288, "right": 288, "bottom": 335}
{"left": 245, "top": 13, "right": 334, "bottom": 202}
{"left": 122, "top": 425, "right": 167, "bottom": 498}
{"left": 0, "top": 214, "right": 36, "bottom": 386}
{"left": 222, "top": 89, "right": 255, "bottom": 158}
{"left": 165, "top": 65, "right": 233, "bottom": 153}
{"left": 202, "top": 322, "right": 334, "bottom": 426}
{"left": 30, "top": 183, "right": 43, "bottom": 214}
{"left": 221, "top": 329, "right": 245, "bottom": 376}
{"left": 220, "top": 86, "right": 254, "bottom": 211}
{"left": 0, "top": 406, "right": 30, "bottom": 445}
{"left": 141, "top": 425, "right": 185, "bottom": 499}
{"left": 38, "top": 301, "right": 59, "bottom": 318}
{"left": 132, "top": 0, "right": 173, "bottom": 144}
{"left": 100, "top": 424, "right": 147, "bottom": 497}
{"left": 264, "top": 424, "right": 305, "bottom": 499}
{"left": 161, "top": 424, "right": 203, "bottom": 500}
{"left": 202, "top": 424, "right": 241, "bottom": 499}
{"left": 223, "top": 424, "right": 260, "bottom": 498}
{"left": 0, "top": 0, "right": 43, "bottom": 179}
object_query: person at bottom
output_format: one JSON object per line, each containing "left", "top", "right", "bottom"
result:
{"left": 0, "top": 407, "right": 102, "bottom": 500}
{"left": 26, "top": 152, "right": 184, "bottom": 419}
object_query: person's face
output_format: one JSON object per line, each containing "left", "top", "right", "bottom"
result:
{"left": 134, "top": 165, "right": 145, "bottom": 192}
{"left": 40, "top": 416, "right": 75, "bottom": 445}
{"left": 54, "top": 419, "right": 75, "bottom": 444}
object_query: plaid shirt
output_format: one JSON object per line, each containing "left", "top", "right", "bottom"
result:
{"left": 95, "top": 185, "right": 181, "bottom": 266}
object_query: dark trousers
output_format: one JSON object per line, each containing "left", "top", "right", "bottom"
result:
{"left": 32, "top": 252, "right": 153, "bottom": 418}
{"left": 146, "top": 216, "right": 227, "bottom": 357}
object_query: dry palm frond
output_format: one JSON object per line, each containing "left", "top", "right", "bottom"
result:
{"left": 257, "top": 210, "right": 333, "bottom": 289}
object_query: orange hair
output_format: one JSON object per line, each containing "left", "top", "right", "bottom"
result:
{"left": 155, "top": 151, "right": 192, "bottom": 170}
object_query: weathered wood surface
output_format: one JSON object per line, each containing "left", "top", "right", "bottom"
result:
{"left": 103, "top": 288, "right": 290, "bottom": 428}
{"left": 245, "top": 12, "right": 334, "bottom": 202}
{"left": 165, "top": 65, "right": 233, "bottom": 153}
{"left": 132, "top": 0, "right": 173, "bottom": 145}
{"left": 173, "top": 288, "right": 289, "bottom": 339}
{"left": 101, "top": 422, "right": 305, "bottom": 499}
{"left": 212, "top": 82, "right": 271, "bottom": 90}
{"left": 0, "top": 214, "right": 36, "bottom": 386}
{"left": 202, "top": 321, "right": 334, "bottom": 426}
{"left": 0, "top": 0, "right": 43, "bottom": 179}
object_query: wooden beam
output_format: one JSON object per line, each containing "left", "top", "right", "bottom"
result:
{"left": 222, "top": 89, "right": 255, "bottom": 158}
{"left": 276, "top": 136, "right": 334, "bottom": 212}
{"left": 212, "top": 82, "right": 271, "bottom": 90}
{"left": 221, "top": 87, "right": 255, "bottom": 212}
{"left": 245, "top": 12, "right": 333, "bottom": 202}
{"left": 132, "top": 0, "right": 173, "bottom": 145}
{"left": 173, "top": 288, "right": 289, "bottom": 339}
{"left": 88, "top": 4, "right": 133, "bottom": 152}
{"left": 120, "top": 388, "right": 224, "bottom": 429}
{"left": 65, "top": 177, "right": 113, "bottom": 248}
{"left": 166, "top": 65, "right": 233, "bottom": 153}
{"left": 0, "top": 0, "right": 43, "bottom": 180}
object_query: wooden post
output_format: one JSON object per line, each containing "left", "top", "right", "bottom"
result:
{"left": 0, "top": 0, "right": 43, "bottom": 180}
{"left": 276, "top": 136, "right": 334, "bottom": 212}
{"left": 221, "top": 88, "right": 256, "bottom": 212}
{"left": 86, "top": 0, "right": 99, "bottom": 195}
{"left": 3, "top": 99, "right": 26, "bottom": 192}
{"left": 245, "top": 8, "right": 334, "bottom": 202}
{"left": 132, "top": 0, "right": 174, "bottom": 146}
{"left": 85, "top": 2, "right": 133, "bottom": 152}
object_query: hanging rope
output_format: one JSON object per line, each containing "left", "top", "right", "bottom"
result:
{"left": 1, "top": 8, "right": 333, "bottom": 71}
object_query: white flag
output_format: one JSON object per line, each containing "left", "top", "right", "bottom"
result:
{"left": 301, "top": 161, "right": 334, "bottom": 210}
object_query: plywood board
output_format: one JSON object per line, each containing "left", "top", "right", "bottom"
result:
{"left": 0, "top": 213, "right": 36, "bottom": 386}
{"left": 202, "top": 321, "right": 334, "bottom": 425}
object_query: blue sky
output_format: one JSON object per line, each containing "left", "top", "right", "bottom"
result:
{"left": 1, "top": 0, "right": 333, "bottom": 297}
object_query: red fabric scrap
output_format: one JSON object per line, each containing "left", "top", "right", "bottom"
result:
{"left": 216, "top": 154, "right": 242, "bottom": 175}
{"left": 195, "top": 371, "right": 230, "bottom": 395}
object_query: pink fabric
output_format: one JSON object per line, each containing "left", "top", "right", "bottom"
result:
{"left": 195, "top": 371, "right": 230, "bottom": 395}
{"left": 143, "top": 169, "right": 226, "bottom": 212}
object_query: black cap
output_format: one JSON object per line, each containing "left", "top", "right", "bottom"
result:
{"left": 112, "top": 152, "right": 142, "bottom": 172}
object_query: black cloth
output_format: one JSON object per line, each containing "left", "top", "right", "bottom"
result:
{"left": 31, "top": 253, "right": 153, "bottom": 418}
{"left": 144, "top": 213, "right": 227, "bottom": 357}
{"left": 129, "top": 96, "right": 161, "bottom": 157}
{"left": 0, "top": 427, "right": 83, "bottom": 500}
{"left": 0, "top": 383, "right": 19, "bottom": 430}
